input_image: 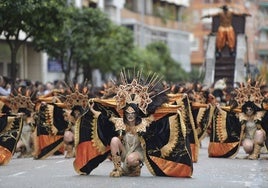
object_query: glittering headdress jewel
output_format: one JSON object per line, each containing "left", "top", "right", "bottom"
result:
{"left": 114, "top": 69, "right": 169, "bottom": 115}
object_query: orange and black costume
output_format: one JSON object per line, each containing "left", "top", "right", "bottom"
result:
{"left": 73, "top": 97, "right": 194, "bottom": 177}
{"left": 0, "top": 113, "right": 23, "bottom": 165}
{"left": 32, "top": 103, "right": 69, "bottom": 159}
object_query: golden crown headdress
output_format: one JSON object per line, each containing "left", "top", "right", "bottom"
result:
{"left": 64, "top": 82, "right": 89, "bottom": 109}
{"left": 8, "top": 86, "right": 35, "bottom": 113}
{"left": 234, "top": 80, "right": 264, "bottom": 108}
{"left": 100, "top": 81, "right": 117, "bottom": 99}
{"left": 114, "top": 69, "right": 168, "bottom": 114}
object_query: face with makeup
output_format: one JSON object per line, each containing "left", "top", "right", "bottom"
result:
{"left": 245, "top": 106, "right": 254, "bottom": 116}
{"left": 125, "top": 106, "right": 137, "bottom": 123}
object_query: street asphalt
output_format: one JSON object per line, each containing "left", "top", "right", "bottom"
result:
{"left": 0, "top": 137, "right": 268, "bottom": 188}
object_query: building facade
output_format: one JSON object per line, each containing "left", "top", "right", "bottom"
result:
{"left": 0, "top": 0, "right": 191, "bottom": 84}
{"left": 0, "top": 0, "right": 265, "bottom": 84}
{"left": 255, "top": 0, "right": 268, "bottom": 79}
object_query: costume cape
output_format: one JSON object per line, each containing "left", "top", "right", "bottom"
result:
{"left": 208, "top": 107, "right": 243, "bottom": 158}
{"left": 0, "top": 115, "right": 23, "bottom": 165}
{"left": 192, "top": 105, "right": 214, "bottom": 141}
{"left": 73, "top": 99, "right": 193, "bottom": 177}
{"left": 33, "top": 103, "right": 69, "bottom": 159}
{"left": 261, "top": 110, "right": 268, "bottom": 149}
{"left": 175, "top": 96, "right": 199, "bottom": 163}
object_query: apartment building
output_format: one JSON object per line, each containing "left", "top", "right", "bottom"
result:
{"left": 255, "top": 0, "right": 268, "bottom": 78}
{"left": 0, "top": 0, "right": 191, "bottom": 84}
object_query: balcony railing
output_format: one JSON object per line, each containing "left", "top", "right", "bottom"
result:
{"left": 121, "top": 8, "right": 189, "bottom": 31}
{"left": 256, "top": 42, "right": 268, "bottom": 50}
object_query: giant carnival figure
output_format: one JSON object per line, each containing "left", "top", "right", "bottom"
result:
{"left": 202, "top": 5, "right": 251, "bottom": 58}
{"left": 71, "top": 69, "right": 196, "bottom": 177}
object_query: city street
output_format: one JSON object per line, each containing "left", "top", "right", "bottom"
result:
{"left": 0, "top": 137, "right": 268, "bottom": 188}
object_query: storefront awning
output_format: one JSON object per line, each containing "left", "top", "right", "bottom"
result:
{"left": 160, "top": 0, "right": 189, "bottom": 7}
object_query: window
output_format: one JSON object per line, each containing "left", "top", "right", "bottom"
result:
{"left": 47, "top": 58, "right": 63, "bottom": 72}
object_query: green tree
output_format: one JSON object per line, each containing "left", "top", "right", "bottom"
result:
{"left": 108, "top": 41, "right": 190, "bottom": 83}
{"left": 70, "top": 7, "right": 113, "bottom": 81}
{"left": 0, "top": 0, "right": 66, "bottom": 80}
{"left": 145, "top": 41, "right": 189, "bottom": 82}
{"left": 70, "top": 9, "right": 135, "bottom": 81}
{"left": 34, "top": 6, "right": 124, "bottom": 81}
{"left": 89, "top": 24, "right": 135, "bottom": 75}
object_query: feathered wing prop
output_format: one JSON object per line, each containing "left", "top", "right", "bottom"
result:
{"left": 142, "top": 100, "right": 193, "bottom": 177}
{"left": 33, "top": 103, "right": 69, "bottom": 159}
{"left": 208, "top": 107, "right": 242, "bottom": 158}
{"left": 181, "top": 96, "right": 199, "bottom": 163}
{"left": 73, "top": 101, "right": 118, "bottom": 175}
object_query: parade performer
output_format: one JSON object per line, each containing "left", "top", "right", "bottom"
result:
{"left": 0, "top": 86, "right": 35, "bottom": 164}
{"left": 208, "top": 81, "right": 268, "bottom": 159}
{"left": 31, "top": 89, "right": 70, "bottom": 159}
{"left": 73, "top": 69, "right": 194, "bottom": 177}
{"left": 235, "top": 82, "right": 267, "bottom": 159}
{"left": 188, "top": 89, "right": 215, "bottom": 145}
{"left": 62, "top": 82, "right": 91, "bottom": 158}
{"left": 33, "top": 82, "right": 95, "bottom": 159}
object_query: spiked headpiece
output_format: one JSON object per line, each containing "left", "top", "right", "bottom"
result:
{"left": 114, "top": 69, "right": 169, "bottom": 115}
{"left": 234, "top": 80, "right": 264, "bottom": 108}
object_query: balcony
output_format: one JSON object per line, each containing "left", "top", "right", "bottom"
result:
{"left": 259, "top": 1, "right": 268, "bottom": 7}
{"left": 256, "top": 42, "right": 268, "bottom": 55}
{"left": 121, "top": 8, "right": 189, "bottom": 31}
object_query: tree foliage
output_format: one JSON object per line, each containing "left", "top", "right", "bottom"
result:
{"left": 33, "top": 5, "right": 134, "bottom": 82}
{"left": 91, "top": 24, "right": 134, "bottom": 74}
{"left": 115, "top": 41, "right": 189, "bottom": 83}
{"left": 0, "top": 0, "right": 66, "bottom": 80}
{"left": 1, "top": 1, "right": 194, "bottom": 85}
